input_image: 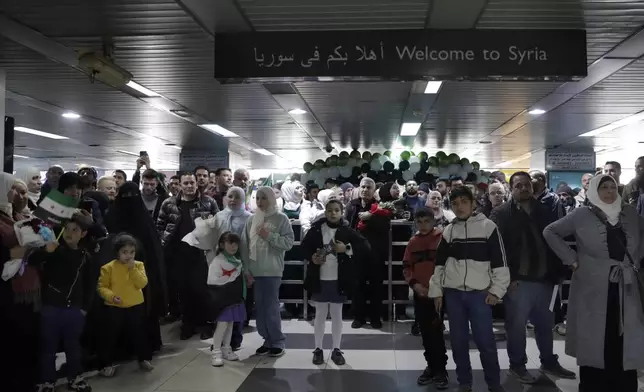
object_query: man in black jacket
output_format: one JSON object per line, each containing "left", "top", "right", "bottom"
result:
{"left": 490, "top": 172, "right": 575, "bottom": 384}
{"left": 344, "top": 177, "right": 391, "bottom": 329}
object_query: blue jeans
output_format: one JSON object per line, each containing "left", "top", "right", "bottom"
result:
{"left": 253, "top": 277, "right": 285, "bottom": 349}
{"left": 40, "top": 306, "right": 85, "bottom": 383}
{"left": 504, "top": 280, "right": 557, "bottom": 368}
{"left": 444, "top": 289, "right": 500, "bottom": 388}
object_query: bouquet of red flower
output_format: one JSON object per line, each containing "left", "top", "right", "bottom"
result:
{"left": 357, "top": 201, "right": 395, "bottom": 231}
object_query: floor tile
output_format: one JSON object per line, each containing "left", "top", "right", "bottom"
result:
{"left": 158, "top": 360, "right": 250, "bottom": 391}
{"left": 394, "top": 348, "right": 519, "bottom": 371}
{"left": 283, "top": 332, "right": 394, "bottom": 350}
{"left": 397, "top": 370, "right": 561, "bottom": 391}
{"left": 325, "top": 349, "right": 397, "bottom": 371}
{"left": 256, "top": 349, "right": 329, "bottom": 370}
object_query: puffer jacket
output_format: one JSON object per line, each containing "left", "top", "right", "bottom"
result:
{"left": 156, "top": 191, "right": 219, "bottom": 246}
{"left": 428, "top": 212, "right": 510, "bottom": 299}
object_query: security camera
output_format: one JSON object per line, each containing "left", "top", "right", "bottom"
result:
{"left": 324, "top": 146, "right": 333, "bottom": 153}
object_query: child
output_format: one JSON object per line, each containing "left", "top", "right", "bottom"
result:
{"left": 97, "top": 233, "right": 153, "bottom": 377}
{"left": 207, "top": 231, "right": 247, "bottom": 367}
{"left": 402, "top": 208, "right": 449, "bottom": 389}
{"left": 30, "top": 212, "right": 94, "bottom": 392}
{"left": 429, "top": 187, "right": 510, "bottom": 392}
{"left": 302, "top": 199, "right": 368, "bottom": 366}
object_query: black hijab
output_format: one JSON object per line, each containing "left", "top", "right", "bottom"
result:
{"left": 379, "top": 182, "right": 396, "bottom": 202}
{"left": 104, "top": 181, "right": 167, "bottom": 317}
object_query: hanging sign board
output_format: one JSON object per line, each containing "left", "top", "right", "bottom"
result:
{"left": 179, "top": 152, "right": 229, "bottom": 172}
{"left": 215, "top": 29, "right": 587, "bottom": 83}
{"left": 545, "top": 150, "right": 596, "bottom": 171}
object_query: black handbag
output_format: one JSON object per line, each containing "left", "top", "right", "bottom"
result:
{"left": 590, "top": 206, "right": 644, "bottom": 313}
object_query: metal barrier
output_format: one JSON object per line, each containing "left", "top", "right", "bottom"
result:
{"left": 281, "top": 219, "right": 415, "bottom": 321}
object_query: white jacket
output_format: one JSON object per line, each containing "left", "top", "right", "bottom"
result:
{"left": 428, "top": 212, "right": 510, "bottom": 299}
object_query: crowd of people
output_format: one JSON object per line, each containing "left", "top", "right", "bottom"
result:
{"left": 2, "top": 156, "right": 644, "bottom": 392}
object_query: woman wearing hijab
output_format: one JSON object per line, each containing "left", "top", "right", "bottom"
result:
{"left": 300, "top": 189, "right": 336, "bottom": 236}
{"left": 426, "top": 191, "right": 456, "bottom": 232}
{"left": 543, "top": 175, "right": 644, "bottom": 392}
{"left": 15, "top": 167, "right": 42, "bottom": 211}
{"left": 241, "top": 187, "right": 295, "bottom": 357}
{"left": 102, "top": 181, "right": 167, "bottom": 354}
{"left": 281, "top": 181, "right": 304, "bottom": 219}
{"left": 0, "top": 173, "right": 39, "bottom": 392}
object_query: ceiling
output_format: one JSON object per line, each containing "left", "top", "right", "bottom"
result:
{"left": 1, "top": 0, "right": 644, "bottom": 172}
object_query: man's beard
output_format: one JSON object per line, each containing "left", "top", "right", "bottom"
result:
{"left": 407, "top": 189, "right": 417, "bottom": 196}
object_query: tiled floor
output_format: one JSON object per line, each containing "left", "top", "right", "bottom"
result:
{"left": 83, "top": 319, "right": 643, "bottom": 392}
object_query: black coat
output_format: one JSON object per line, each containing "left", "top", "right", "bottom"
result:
{"left": 302, "top": 219, "right": 370, "bottom": 297}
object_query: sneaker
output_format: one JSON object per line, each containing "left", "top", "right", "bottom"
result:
{"left": 139, "top": 360, "right": 154, "bottom": 371}
{"left": 255, "top": 346, "right": 270, "bottom": 355}
{"left": 416, "top": 367, "right": 434, "bottom": 386}
{"left": 312, "top": 348, "right": 324, "bottom": 365}
{"left": 526, "top": 322, "right": 535, "bottom": 330}
{"left": 330, "top": 348, "right": 345, "bottom": 365}
{"left": 410, "top": 322, "right": 421, "bottom": 336}
{"left": 509, "top": 366, "right": 538, "bottom": 384}
{"left": 351, "top": 320, "right": 365, "bottom": 329}
{"left": 231, "top": 344, "right": 241, "bottom": 352}
{"left": 554, "top": 323, "right": 567, "bottom": 336}
{"left": 211, "top": 350, "right": 223, "bottom": 367}
{"left": 36, "top": 383, "right": 55, "bottom": 392}
{"left": 370, "top": 319, "right": 383, "bottom": 329}
{"left": 99, "top": 365, "right": 116, "bottom": 377}
{"left": 432, "top": 372, "right": 449, "bottom": 390}
{"left": 540, "top": 362, "right": 576, "bottom": 379}
{"left": 457, "top": 385, "right": 472, "bottom": 392}
{"left": 489, "top": 386, "right": 506, "bottom": 392}
{"left": 268, "top": 347, "right": 286, "bottom": 357}
{"left": 68, "top": 375, "right": 92, "bottom": 392}
{"left": 222, "top": 347, "right": 239, "bottom": 361}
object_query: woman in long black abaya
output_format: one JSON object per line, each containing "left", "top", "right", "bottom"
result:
{"left": 101, "top": 182, "right": 167, "bottom": 354}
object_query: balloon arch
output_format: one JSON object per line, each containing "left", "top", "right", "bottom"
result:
{"left": 301, "top": 150, "right": 494, "bottom": 187}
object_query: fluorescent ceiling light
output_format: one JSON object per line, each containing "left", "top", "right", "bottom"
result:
{"left": 497, "top": 152, "right": 533, "bottom": 167}
{"left": 13, "top": 154, "right": 29, "bottom": 159}
{"left": 62, "top": 112, "right": 81, "bottom": 119}
{"left": 199, "top": 124, "right": 239, "bottom": 138}
{"left": 528, "top": 108, "right": 546, "bottom": 115}
{"left": 579, "top": 111, "right": 644, "bottom": 137}
{"left": 15, "top": 126, "right": 69, "bottom": 140}
{"left": 116, "top": 150, "right": 140, "bottom": 157}
{"left": 400, "top": 122, "right": 422, "bottom": 136}
{"left": 288, "top": 108, "right": 307, "bottom": 115}
{"left": 424, "top": 81, "right": 443, "bottom": 94}
{"left": 253, "top": 148, "right": 274, "bottom": 156}
{"left": 126, "top": 81, "right": 160, "bottom": 97}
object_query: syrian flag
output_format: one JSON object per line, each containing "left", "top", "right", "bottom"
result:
{"left": 34, "top": 190, "right": 79, "bottom": 226}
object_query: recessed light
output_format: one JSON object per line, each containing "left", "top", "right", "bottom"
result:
{"left": 199, "top": 124, "right": 239, "bottom": 138}
{"left": 253, "top": 148, "right": 274, "bottom": 156}
{"left": 400, "top": 123, "right": 422, "bottom": 136}
{"left": 424, "top": 81, "right": 443, "bottom": 94}
{"left": 528, "top": 108, "right": 546, "bottom": 115}
{"left": 62, "top": 112, "right": 81, "bottom": 119}
{"left": 126, "top": 81, "right": 160, "bottom": 97}
{"left": 116, "top": 150, "right": 140, "bottom": 157}
{"left": 15, "top": 126, "right": 69, "bottom": 140}
{"left": 13, "top": 154, "right": 29, "bottom": 159}
{"left": 288, "top": 108, "right": 307, "bottom": 115}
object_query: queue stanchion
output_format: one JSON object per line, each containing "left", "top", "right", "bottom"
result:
{"left": 388, "top": 223, "right": 393, "bottom": 322}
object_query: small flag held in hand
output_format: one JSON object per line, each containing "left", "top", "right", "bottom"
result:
{"left": 34, "top": 190, "right": 79, "bottom": 226}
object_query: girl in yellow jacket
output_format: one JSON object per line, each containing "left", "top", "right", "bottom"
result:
{"left": 96, "top": 233, "right": 153, "bottom": 377}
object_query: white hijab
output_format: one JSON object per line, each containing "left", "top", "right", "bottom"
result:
{"left": 281, "top": 181, "right": 303, "bottom": 211}
{"left": 15, "top": 167, "right": 41, "bottom": 205}
{"left": 249, "top": 186, "right": 278, "bottom": 260}
{"left": 586, "top": 174, "right": 622, "bottom": 225}
{"left": 0, "top": 173, "right": 18, "bottom": 216}
{"left": 317, "top": 189, "right": 336, "bottom": 207}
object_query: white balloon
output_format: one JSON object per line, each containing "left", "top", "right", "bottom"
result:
{"left": 408, "top": 156, "right": 420, "bottom": 164}
{"left": 310, "top": 169, "right": 320, "bottom": 178}
{"left": 340, "top": 166, "right": 352, "bottom": 178}
{"left": 427, "top": 166, "right": 440, "bottom": 175}
{"left": 319, "top": 168, "right": 329, "bottom": 179}
{"left": 378, "top": 155, "right": 390, "bottom": 164}
{"left": 463, "top": 163, "right": 473, "bottom": 172}
{"left": 448, "top": 164, "right": 460, "bottom": 175}
{"left": 459, "top": 171, "right": 468, "bottom": 180}
{"left": 300, "top": 173, "right": 309, "bottom": 184}
{"left": 410, "top": 162, "right": 421, "bottom": 172}
{"left": 402, "top": 170, "right": 415, "bottom": 181}
{"left": 328, "top": 166, "right": 340, "bottom": 178}
{"left": 439, "top": 167, "right": 449, "bottom": 177}
{"left": 370, "top": 159, "right": 382, "bottom": 171}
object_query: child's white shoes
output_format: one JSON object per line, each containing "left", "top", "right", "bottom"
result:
{"left": 212, "top": 347, "right": 238, "bottom": 367}
{"left": 222, "top": 347, "right": 239, "bottom": 361}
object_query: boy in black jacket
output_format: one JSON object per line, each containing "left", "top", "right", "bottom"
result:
{"left": 32, "top": 212, "right": 94, "bottom": 392}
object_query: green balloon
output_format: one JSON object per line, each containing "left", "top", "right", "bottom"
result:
{"left": 314, "top": 159, "right": 326, "bottom": 169}
{"left": 362, "top": 151, "right": 372, "bottom": 162}
{"left": 350, "top": 150, "right": 361, "bottom": 159}
{"left": 400, "top": 150, "right": 411, "bottom": 161}
{"left": 448, "top": 153, "right": 460, "bottom": 164}
{"left": 372, "top": 153, "right": 381, "bottom": 160}
{"left": 472, "top": 161, "right": 480, "bottom": 170}
{"left": 303, "top": 162, "right": 314, "bottom": 173}
{"left": 410, "top": 151, "right": 416, "bottom": 156}
{"left": 338, "top": 156, "right": 349, "bottom": 166}
{"left": 417, "top": 152, "right": 428, "bottom": 161}
{"left": 327, "top": 155, "right": 338, "bottom": 166}
{"left": 438, "top": 156, "right": 450, "bottom": 167}
{"left": 339, "top": 151, "right": 350, "bottom": 158}
{"left": 428, "top": 157, "right": 439, "bottom": 167}
{"left": 436, "top": 151, "right": 447, "bottom": 158}
{"left": 460, "top": 158, "right": 470, "bottom": 165}
{"left": 384, "top": 150, "right": 392, "bottom": 157}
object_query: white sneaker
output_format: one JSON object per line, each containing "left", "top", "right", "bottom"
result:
{"left": 211, "top": 350, "right": 224, "bottom": 367}
{"left": 222, "top": 347, "right": 239, "bottom": 361}
{"left": 100, "top": 365, "right": 117, "bottom": 377}
{"left": 139, "top": 360, "right": 154, "bottom": 371}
